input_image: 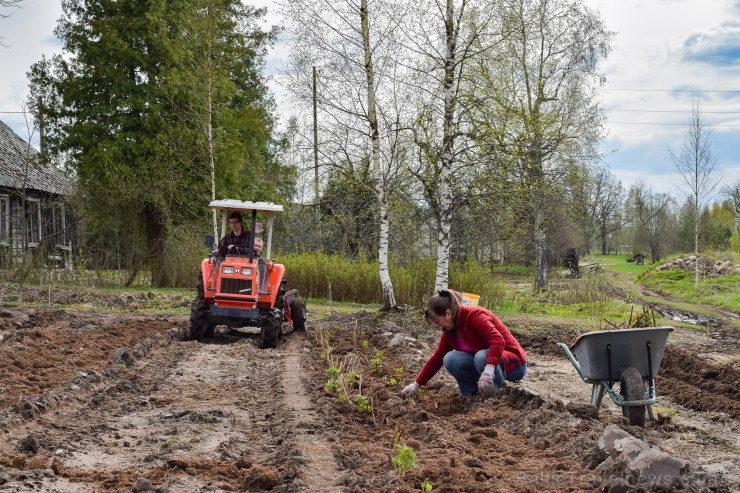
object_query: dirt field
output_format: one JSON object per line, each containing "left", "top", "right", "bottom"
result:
{"left": 0, "top": 295, "right": 737, "bottom": 492}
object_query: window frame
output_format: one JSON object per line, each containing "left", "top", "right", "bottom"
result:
{"left": 0, "top": 194, "right": 8, "bottom": 245}
{"left": 26, "top": 197, "right": 42, "bottom": 247}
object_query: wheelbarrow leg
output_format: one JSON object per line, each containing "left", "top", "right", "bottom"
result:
{"left": 590, "top": 384, "right": 606, "bottom": 409}
{"left": 647, "top": 405, "right": 655, "bottom": 421}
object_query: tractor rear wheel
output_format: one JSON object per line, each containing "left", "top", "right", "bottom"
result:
{"left": 290, "top": 297, "right": 307, "bottom": 332}
{"left": 620, "top": 366, "right": 647, "bottom": 426}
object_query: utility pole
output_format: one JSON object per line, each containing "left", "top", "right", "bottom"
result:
{"left": 313, "top": 66, "right": 320, "bottom": 223}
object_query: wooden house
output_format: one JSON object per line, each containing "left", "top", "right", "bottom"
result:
{"left": 0, "top": 120, "right": 74, "bottom": 267}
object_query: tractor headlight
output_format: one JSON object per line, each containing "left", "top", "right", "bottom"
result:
{"left": 241, "top": 268, "right": 253, "bottom": 276}
{"left": 222, "top": 266, "right": 234, "bottom": 274}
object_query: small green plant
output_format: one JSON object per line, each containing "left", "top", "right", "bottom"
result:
{"left": 320, "top": 345, "right": 335, "bottom": 360}
{"left": 420, "top": 479, "right": 433, "bottom": 492}
{"left": 325, "top": 378, "right": 340, "bottom": 394}
{"left": 361, "top": 340, "right": 369, "bottom": 349}
{"left": 393, "top": 442, "right": 418, "bottom": 476}
{"left": 370, "top": 350, "right": 384, "bottom": 373}
{"left": 346, "top": 370, "right": 361, "bottom": 388}
{"left": 384, "top": 367, "right": 405, "bottom": 386}
{"left": 354, "top": 394, "right": 371, "bottom": 413}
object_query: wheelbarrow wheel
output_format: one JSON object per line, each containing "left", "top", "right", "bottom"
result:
{"left": 620, "top": 366, "right": 646, "bottom": 427}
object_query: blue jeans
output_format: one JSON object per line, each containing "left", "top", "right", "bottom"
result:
{"left": 442, "top": 350, "right": 528, "bottom": 396}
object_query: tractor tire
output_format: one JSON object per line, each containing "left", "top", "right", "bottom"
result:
{"left": 189, "top": 298, "right": 213, "bottom": 341}
{"left": 196, "top": 272, "right": 204, "bottom": 300}
{"left": 290, "top": 297, "right": 307, "bottom": 332}
{"left": 620, "top": 366, "right": 647, "bottom": 427}
{"left": 260, "top": 315, "right": 280, "bottom": 349}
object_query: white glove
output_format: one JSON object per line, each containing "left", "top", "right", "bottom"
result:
{"left": 477, "top": 367, "right": 496, "bottom": 393}
{"left": 401, "top": 381, "right": 420, "bottom": 396}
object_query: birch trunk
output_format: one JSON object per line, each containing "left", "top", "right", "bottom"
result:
{"left": 434, "top": 0, "right": 459, "bottom": 293}
{"left": 361, "top": 0, "right": 396, "bottom": 310}
{"left": 206, "top": 2, "right": 218, "bottom": 240}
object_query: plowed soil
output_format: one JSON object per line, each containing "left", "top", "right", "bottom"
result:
{"left": 0, "top": 298, "right": 737, "bottom": 492}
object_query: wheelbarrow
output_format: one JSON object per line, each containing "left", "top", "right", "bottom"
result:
{"left": 557, "top": 327, "right": 673, "bottom": 426}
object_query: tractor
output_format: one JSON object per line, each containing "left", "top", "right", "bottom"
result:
{"left": 189, "top": 199, "right": 306, "bottom": 348}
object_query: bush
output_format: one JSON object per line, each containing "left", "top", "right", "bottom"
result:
{"left": 279, "top": 253, "right": 508, "bottom": 306}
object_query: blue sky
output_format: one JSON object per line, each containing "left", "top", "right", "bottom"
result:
{"left": 1, "top": 0, "right": 738, "bottom": 200}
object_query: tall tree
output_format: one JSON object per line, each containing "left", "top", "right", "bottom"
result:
{"left": 396, "top": 0, "right": 499, "bottom": 292}
{"left": 283, "top": 0, "right": 403, "bottom": 309}
{"left": 28, "top": 0, "right": 282, "bottom": 286}
{"left": 668, "top": 99, "right": 720, "bottom": 290}
{"left": 627, "top": 183, "right": 675, "bottom": 264}
{"left": 472, "top": 0, "right": 610, "bottom": 291}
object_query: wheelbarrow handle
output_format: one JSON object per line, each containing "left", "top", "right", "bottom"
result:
{"left": 558, "top": 342, "right": 586, "bottom": 381}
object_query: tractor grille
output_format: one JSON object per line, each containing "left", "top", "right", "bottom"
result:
{"left": 220, "top": 278, "right": 253, "bottom": 295}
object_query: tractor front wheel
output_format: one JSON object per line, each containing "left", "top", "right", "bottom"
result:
{"left": 620, "top": 366, "right": 647, "bottom": 427}
{"left": 189, "top": 299, "right": 213, "bottom": 340}
{"left": 260, "top": 314, "right": 281, "bottom": 349}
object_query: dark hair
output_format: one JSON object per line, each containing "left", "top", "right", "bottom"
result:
{"left": 424, "top": 290, "right": 462, "bottom": 325}
{"left": 228, "top": 211, "right": 243, "bottom": 225}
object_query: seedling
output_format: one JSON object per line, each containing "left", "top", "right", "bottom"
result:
{"left": 320, "top": 345, "right": 335, "bottom": 360}
{"left": 355, "top": 394, "right": 371, "bottom": 413}
{"left": 370, "top": 351, "right": 384, "bottom": 373}
{"left": 420, "top": 479, "right": 433, "bottom": 492}
{"left": 325, "top": 378, "right": 340, "bottom": 394}
{"left": 393, "top": 442, "right": 418, "bottom": 476}
{"left": 384, "top": 367, "right": 405, "bottom": 386}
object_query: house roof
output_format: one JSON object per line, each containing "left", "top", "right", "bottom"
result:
{"left": 0, "top": 120, "right": 73, "bottom": 196}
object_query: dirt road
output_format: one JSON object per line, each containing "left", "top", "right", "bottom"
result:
{"left": 0, "top": 305, "right": 737, "bottom": 492}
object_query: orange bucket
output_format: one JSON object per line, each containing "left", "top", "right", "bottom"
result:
{"left": 461, "top": 293, "right": 480, "bottom": 306}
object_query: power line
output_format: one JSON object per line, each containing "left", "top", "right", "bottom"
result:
{"left": 607, "top": 121, "right": 740, "bottom": 127}
{"left": 604, "top": 88, "right": 740, "bottom": 93}
{"left": 605, "top": 108, "right": 740, "bottom": 114}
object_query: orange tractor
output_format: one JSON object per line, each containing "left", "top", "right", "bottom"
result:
{"left": 189, "top": 199, "right": 306, "bottom": 348}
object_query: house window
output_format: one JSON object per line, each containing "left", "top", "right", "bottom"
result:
{"left": 0, "top": 195, "right": 8, "bottom": 245}
{"left": 52, "top": 202, "right": 66, "bottom": 246}
{"left": 26, "top": 198, "right": 41, "bottom": 246}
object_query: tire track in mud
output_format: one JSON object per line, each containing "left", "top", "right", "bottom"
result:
{"left": 0, "top": 319, "right": 316, "bottom": 492}
{"left": 281, "top": 334, "right": 343, "bottom": 492}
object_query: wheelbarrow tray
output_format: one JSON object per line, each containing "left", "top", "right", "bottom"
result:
{"left": 570, "top": 326, "right": 673, "bottom": 381}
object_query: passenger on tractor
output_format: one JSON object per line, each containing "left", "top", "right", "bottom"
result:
{"left": 217, "top": 211, "right": 251, "bottom": 258}
{"left": 254, "top": 237, "right": 263, "bottom": 257}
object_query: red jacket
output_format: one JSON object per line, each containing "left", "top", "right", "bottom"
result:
{"left": 415, "top": 306, "right": 527, "bottom": 386}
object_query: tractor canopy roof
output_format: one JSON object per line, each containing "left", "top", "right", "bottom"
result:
{"left": 209, "top": 199, "right": 283, "bottom": 260}
{"left": 209, "top": 199, "right": 284, "bottom": 214}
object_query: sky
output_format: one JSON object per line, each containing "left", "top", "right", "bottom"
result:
{"left": 1, "top": 0, "right": 738, "bottom": 201}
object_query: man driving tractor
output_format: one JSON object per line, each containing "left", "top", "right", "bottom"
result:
{"left": 217, "top": 211, "right": 250, "bottom": 258}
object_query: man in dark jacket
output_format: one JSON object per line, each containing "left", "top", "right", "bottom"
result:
{"left": 217, "top": 211, "right": 251, "bottom": 258}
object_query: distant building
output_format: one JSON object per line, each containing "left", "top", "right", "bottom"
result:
{"left": 0, "top": 120, "right": 75, "bottom": 267}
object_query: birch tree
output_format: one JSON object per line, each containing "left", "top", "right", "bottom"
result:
{"left": 283, "top": 0, "right": 405, "bottom": 309}
{"left": 669, "top": 100, "right": 720, "bottom": 290}
{"left": 396, "top": 0, "right": 500, "bottom": 292}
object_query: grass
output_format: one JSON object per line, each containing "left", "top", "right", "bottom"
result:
{"left": 307, "top": 298, "right": 382, "bottom": 319}
{"left": 2, "top": 250, "right": 736, "bottom": 326}
{"left": 640, "top": 266, "right": 740, "bottom": 312}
